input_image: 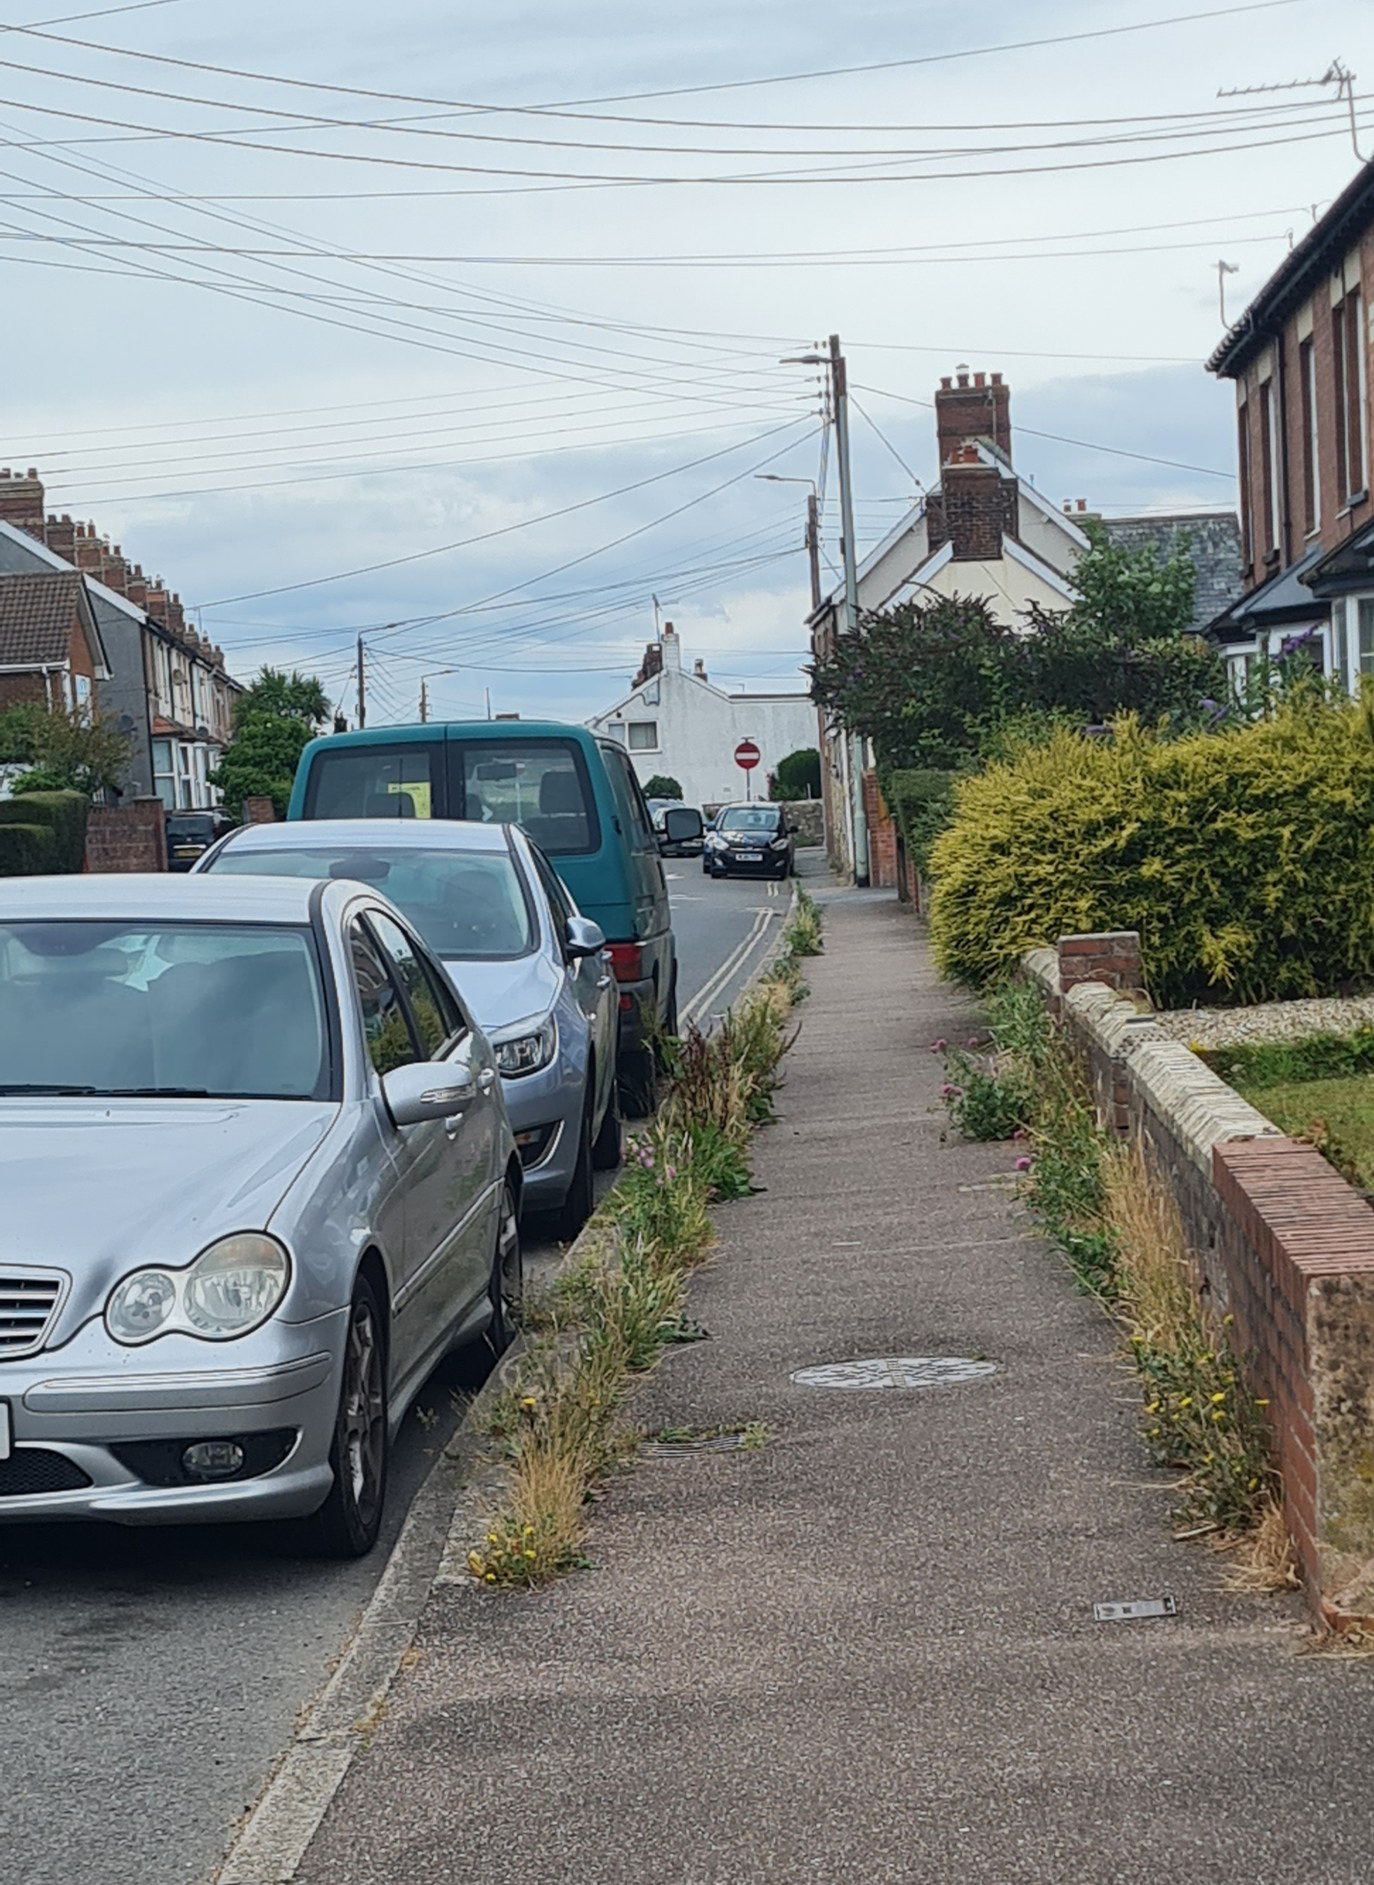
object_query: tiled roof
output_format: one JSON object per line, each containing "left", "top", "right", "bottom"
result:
{"left": 1101, "top": 512, "right": 1243, "bottom": 635}
{"left": 0, "top": 569, "right": 88, "bottom": 667}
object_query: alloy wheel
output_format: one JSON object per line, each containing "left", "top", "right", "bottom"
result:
{"left": 342, "top": 1299, "right": 386, "bottom": 1523}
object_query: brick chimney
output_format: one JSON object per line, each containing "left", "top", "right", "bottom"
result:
{"left": 45, "top": 512, "right": 76, "bottom": 563}
{"left": 928, "top": 442, "right": 1015, "bottom": 563}
{"left": 632, "top": 641, "right": 663, "bottom": 688}
{"left": 144, "top": 579, "right": 170, "bottom": 625}
{"left": 100, "top": 542, "right": 130, "bottom": 595}
{"left": 164, "top": 592, "right": 186, "bottom": 635}
{"left": 71, "top": 522, "right": 107, "bottom": 575}
{"left": 0, "top": 467, "right": 45, "bottom": 541}
{"left": 935, "top": 370, "right": 1012, "bottom": 467}
{"left": 124, "top": 562, "right": 149, "bottom": 611}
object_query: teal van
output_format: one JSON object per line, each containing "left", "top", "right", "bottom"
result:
{"left": 287, "top": 721, "right": 701, "bottom": 1113}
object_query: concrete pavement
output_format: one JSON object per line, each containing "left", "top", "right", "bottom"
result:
{"left": 294, "top": 884, "right": 1374, "bottom": 1885}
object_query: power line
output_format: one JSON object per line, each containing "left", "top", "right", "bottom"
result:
{"left": 853, "top": 382, "right": 1234, "bottom": 479}
{"left": 6, "top": 1, "right": 1302, "bottom": 119}
{"left": 850, "top": 394, "right": 922, "bottom": 487}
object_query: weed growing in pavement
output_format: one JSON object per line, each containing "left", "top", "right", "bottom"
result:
{"left": 467, "top": 895, "right": 820, "bottom": 1589}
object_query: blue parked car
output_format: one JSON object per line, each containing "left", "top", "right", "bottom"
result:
{"left": 195, "top": 818, "right": 620, "bottom": 1237}
{"left": 286, "top": 722, "right": 701, "bottom": 1115}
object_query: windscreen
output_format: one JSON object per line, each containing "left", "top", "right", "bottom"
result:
{"left": 0, "top": 922, "right": 328, "bottom": 1099}
{"left": 719, "top": 808, "right": 780, "bottom": 833}
{"left": 210, "top": 845, "right": 535, "bottom": 961}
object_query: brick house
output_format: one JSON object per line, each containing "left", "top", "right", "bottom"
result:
{"left": 0, "top": 568, "right": 110, "bottom": 714}
{"left": 1206, "top": 154, "right": 1374, "bottom": 687}
{"left": 0, "top": 468, "right": 239, "bottom": 806}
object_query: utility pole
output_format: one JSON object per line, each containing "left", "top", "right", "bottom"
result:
{"left": 485, "top": 686, "right": 492, "bottom": 721}
{"left": 805, "top": 490, "right": 821, "bottom": 613}
{"left": 419, "top": 677, "right": 428, "bottom": 724}
{"left": 830, "top": 332, "right": 869, "bottom": 886}
{"left": 356, "top": 635, "right": 366, "bottom": 729}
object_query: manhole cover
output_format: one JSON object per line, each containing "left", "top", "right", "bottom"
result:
{"left": 789, "top": 1357, "right": 998, "bottom": 1390}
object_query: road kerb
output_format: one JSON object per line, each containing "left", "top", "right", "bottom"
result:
{"left": 211, "top": 894, "right": 802, "bottom": 1884}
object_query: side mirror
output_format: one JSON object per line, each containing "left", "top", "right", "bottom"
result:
{"left": 382, "top": 1060, "right": 474, "bottom": 1128}
{"left": 661, "top": 806, "right": 703, "bottom": 845}
{"left": 564, "top": 915, "right": 606, "bottom": 959}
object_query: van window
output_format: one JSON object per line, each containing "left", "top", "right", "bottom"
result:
{"left": 456, "top": 739, "right": 598, "bottom": 857}
{"left": 601, "top": 742, "right": 655, "bottom": 853}
{"left": 306, "top": 743, "right": 440, "bottom": 820}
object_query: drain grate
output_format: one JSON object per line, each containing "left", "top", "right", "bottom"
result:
{"left": 789, "top": 1356, "right": 997, "bottom": 1390}
{"left": 643, "top": 1434, "right": 749, "bottom": 1459}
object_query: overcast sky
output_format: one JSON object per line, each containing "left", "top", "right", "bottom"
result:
{"left": 2, "top": 0, "right": 1368, "bottom": 726}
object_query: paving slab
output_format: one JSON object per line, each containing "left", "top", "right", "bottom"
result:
{"left": 295, "top": 888, "right": 1374, "bottom": 1885}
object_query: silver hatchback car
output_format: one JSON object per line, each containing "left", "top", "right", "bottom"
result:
{"left": 196, "top": 819, "right": 621, "bottom": 1235}
{"left": 0, "top": 874, "right": 520, "bottom": 1556}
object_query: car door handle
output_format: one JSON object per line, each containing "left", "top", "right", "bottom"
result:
{"left": 477, "top": 1068, "right": 497, "bottom": 1092}
{"left": 595, "top": 975, "right": 611, "bottom": 990}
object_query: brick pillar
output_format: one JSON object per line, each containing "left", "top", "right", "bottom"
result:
{"left": 1057, "top": 930, "right": 1143, "bottom": 996}
{"left": 244, "top": 797, "right": 277, "bottom": 824}
{"left": 862, "top": 770, "right": 897, "bottom": 889}
{"left": 85, "top": 798, "right": 166, "bottom": 872}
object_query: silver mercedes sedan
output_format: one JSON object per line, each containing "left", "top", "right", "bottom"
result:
{"left": 195, "top": 818, "right": 621, "bottom": 1236}
{"left": 0, "top": 873, "right": 521, "bottom": 1556}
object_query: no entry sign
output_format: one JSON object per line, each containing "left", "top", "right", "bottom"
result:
{"left": 734, "top": 739, "right": 761, "bottom": 772}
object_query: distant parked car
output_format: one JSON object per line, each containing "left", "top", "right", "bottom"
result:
{"left": 0, "top": 873, "right": 521, "bottom": 1556}
{"left": 197, "top": 817, "right": 621, "bottom": 1236}
{"left": 704, "top": 803, "right": 794, "bottom": 880}
{"left": 647, "top": 796, "right": 704, "bottom": 858}
{"left": 165, "top": 809, "right": 235, "bottom": 872}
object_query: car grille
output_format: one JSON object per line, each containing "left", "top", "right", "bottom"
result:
{"left": 0, "top": 1449, "right": 91, "bottom": 1496}
{"left": 0, "top": 1269, "right": 68, "bottom": 1359}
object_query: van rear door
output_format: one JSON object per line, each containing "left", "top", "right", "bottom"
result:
{"left": 299, "top": 733, "right": 446, "bottom": 820}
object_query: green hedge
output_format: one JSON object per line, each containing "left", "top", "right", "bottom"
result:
{"left": 0, "top": 790, "right": 89, "bottom": 872}
{"left": 882, "top": 768, "right": 957, "bottom": 874}
{"left": 928, "top": 700, "right": 1374, "bottom": 1007}
{"left": 0, "top": 822, "right": 57, "bottom": 876}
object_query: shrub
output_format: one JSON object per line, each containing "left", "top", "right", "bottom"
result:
{"left": 883, "top": 768, "right": 957, "bottom": 874}
{"left": 769, "top": 747, "right": 820, "bottom": 800}
{"left": 642, "top": 774, "right": 682, "bottom": 800}
{"left": 0, "top": 822, "right": 56, "bottom": 876}
{"left": 0, "top": 789, "right": 90, "bottom": 873}
{"left": 929, "top": 697, "right": 1374, "bottom": 1007}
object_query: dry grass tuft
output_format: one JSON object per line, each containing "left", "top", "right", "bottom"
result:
{"left": 1217, "top": 1495, "right": 1301, "bottom": 1593}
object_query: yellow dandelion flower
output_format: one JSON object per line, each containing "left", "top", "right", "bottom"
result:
{"left": 1178, "top": 1396, "right": 1192, "bottom": 1409}
{"left": 484, "top": 1572, "right": 497, "bottom": 1584}
{"left": 1212, "top": 1409, "right": 1225, "bottom": 1422}
{"left": 1210, "top": 1391, "right": 1226, "bottom": 1404}
{"left": 1146, "top": 1401, "right": 1160, "bottom": 1414}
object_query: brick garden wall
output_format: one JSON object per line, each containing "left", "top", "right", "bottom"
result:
{"left": 85, "top": 797, "right": 165, "bottom": 872}
{"left": 1025, "top": 935, "right": 1374, "bottom": 1624}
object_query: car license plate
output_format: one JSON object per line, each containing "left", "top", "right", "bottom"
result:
{"left": 0, "top": 1401, "right": 10, "bottom": 1461}
{"left": 173, "top": 845, "right": 204, "bottom": 859}
{"left": 737, "top": 851, "right": 762, "bottom": 862}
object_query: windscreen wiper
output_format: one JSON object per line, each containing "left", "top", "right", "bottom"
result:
{"left": 0, "top": 1083, "right": 100, "bottom": 1095}
{"left": 0, "top": 1084, "right": 213, "bottom": 1097}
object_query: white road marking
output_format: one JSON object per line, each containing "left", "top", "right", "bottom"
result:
{"left": 682, "top": 906, "right": 775, "bottom": 1027}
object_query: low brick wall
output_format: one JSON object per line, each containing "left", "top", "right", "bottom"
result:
{"left": 244, "top": 796, "right": 277, "bottom": 825}
{"left": 85, "top": 797, "right": 165, "bottom": 872}
{"left": 1025, "top": 935, "right": 1374, "bottom": 1623}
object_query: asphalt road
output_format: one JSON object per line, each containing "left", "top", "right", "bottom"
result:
{"left": 2, "top": 851, "right": 817, "bottom": 1885}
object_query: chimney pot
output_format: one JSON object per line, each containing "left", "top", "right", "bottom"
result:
{"left": 1077, "top": 498, "right": 1087, "bottom": 512}
{"left": 957, "top": 371, "right": 970, "bottom": 388}
{"left": 940, "top": 376, "right": 952, "bottom": 390}
{"left": 991, "top": 372, "right": 1003, "bottom": 386}
{"left": 0, "top": 469, "right": 9, "bottom": 479}
{"left": 26, "top": 468, "right": 36, "bottom": 480}
{"left": 974, "top": 371, "right": 985, "bottom": 388}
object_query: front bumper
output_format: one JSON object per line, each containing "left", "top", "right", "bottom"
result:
{"left": 501, "top": 1059, "right": 584, "bottom": 1213}
{"left": 0, "top": 1310, "right": 347, "bottom": 1526}
{"left": 712, "top": 847, "right": 789, "bottom": 874}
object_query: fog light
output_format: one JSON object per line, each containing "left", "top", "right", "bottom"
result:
{"left": 181, "top": 1440, "right": 245, "bottom": 1480}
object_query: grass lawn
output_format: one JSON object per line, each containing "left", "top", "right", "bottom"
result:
{"left": 1232, "top": 1073, "right": 1374, "bottom": 1191}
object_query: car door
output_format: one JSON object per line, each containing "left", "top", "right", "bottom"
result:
{"left": 365, "top": 907, "right": 500, "bottom": 1360}
{"left": 599, "top": 740, "right": 672, "bottom": 1021}
{"left": 529, "top": 840, "right": 615, "bottom": 1130}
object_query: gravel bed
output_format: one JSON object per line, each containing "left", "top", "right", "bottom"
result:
{"left": 1154, "top": 994, "right": 1374, "bottom": 1049}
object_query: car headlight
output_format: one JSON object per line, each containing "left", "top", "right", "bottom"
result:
{"left": 769, "top": 833, "right": 788, "bottom": 847}
{"left": 493, "top": 1014, "right": 558, "bottom": 1078}
{"left": 106, "top": 1233, "right": 291, "bottom": 1345}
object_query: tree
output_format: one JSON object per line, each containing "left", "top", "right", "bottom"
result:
{"left": 769, "top": 748, "right": 821, "bottom": 800}
{"left": 809, "top": 528, "right": 1225, "bottom": 774}
{"left": 642, "top": 773, "right": 683, "bottom": 799}
{"left": 0, "top": 699, "right": 133, "bottom": 798}
{"left": 210, "top": 668, "right": 330, "bottom": 817}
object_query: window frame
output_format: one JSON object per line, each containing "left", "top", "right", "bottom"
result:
{"left": 1259, "top": 374, "right": 1281, "bottom": 556}
{"left": 346, "top": 916, "right": 424, "bottom": 1080}
{"left": 303, "top": 739, "right": 445, "bottom": 820}
{"left": 626, "top": 720, "right": 660, "bottom": 753}
{"left": 1237, "top": 395, "right": 1253, "bottom": 568}
{"left": 449, "top": 736, "right": 601, "bottom": 859}
{"left": 1300, "top": 335, "right": 1320, "bottom": 534}
{"left": 1334, "top": 285, "right": 1369, "bottom": 506}
{"left": 363, "top": 907, "right": 468, "bottom": 1058}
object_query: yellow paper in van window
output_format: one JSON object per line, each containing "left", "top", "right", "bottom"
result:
{"left": 389, "top": 780, "right": 432, "bottom": 818}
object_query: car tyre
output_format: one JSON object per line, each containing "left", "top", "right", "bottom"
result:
{"left": 618, "top": 1043, "right": 659, "bottom": 1118}
{"left": 296, "top": 1274, "right": 389, "bottom": 1560}
{"left": 591, "top": 1084, "right": 623, "bottom": 1171}
{"left": 451, "top": 1178, "right": 522, "bottom": 1385}
{"left": 556, "top": 1101, "right": 594, "bottom": 1241}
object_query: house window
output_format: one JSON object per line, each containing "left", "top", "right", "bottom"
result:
{"left": 1333, "top": 284, "right": 1368, "bottom": 504}
{"left": 1300, "top": 336, "right": 1320, "bottom": 533}
{"left": 152, "top": 736, "right": 176, "bottom": 810}
{"left": 1359, "top": 597, "right": 1374, "bottom": 680}
{"left": 72, "top": 673, "right": 91, "bottom": 710}
{"left": 1259, "top": 376, "right": 1281, "bottom": 555}
{"left": 1227, "top": 651, "right": 1256, "bottom": 702}
{"left": 1333, "top": 598, "right": 1351, "bottom": 689}
{"left": 1237, "top": 397, "right": 1253, "bottom": 567}
{"left": 626, "top": 721, "right": 659, "bottom": 752}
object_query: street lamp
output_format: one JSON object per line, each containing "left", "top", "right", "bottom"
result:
{"left": 755, "top": 473, "right": 821, "bottom": 611}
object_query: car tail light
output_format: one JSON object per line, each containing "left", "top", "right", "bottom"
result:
{"left": 606, "top": 942, "right": 643, "bottom": 984}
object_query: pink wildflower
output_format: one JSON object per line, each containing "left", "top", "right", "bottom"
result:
{"left": 1014, "top": 1155, "right": 1032, "bottom": 1172}
{"left": 930, "top": 1038, "right": 947, "bottom": 1053}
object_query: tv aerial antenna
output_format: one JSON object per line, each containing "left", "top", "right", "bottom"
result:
{"left": 1218, "top": 58, "right": 1364, "bottom": 163}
